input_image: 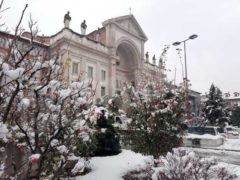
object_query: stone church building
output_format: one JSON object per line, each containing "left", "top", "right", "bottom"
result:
{"left": 0, "top": 13, "right": 164, "bottom": 98}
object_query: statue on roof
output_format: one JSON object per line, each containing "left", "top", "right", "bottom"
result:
{"left": 81, "top": 20, "right": 87, "bottom": 35}
{"left": 64, "top": 11, "right": 71, "bottom": 28}
{"left": 145, "top": 51, "right": 149, "bottom": 63}
{"left": 159, "top": 57, "right": 163, "bottom": 67}
{"left": 152, "top": 55, "right": 156, "bottom": 65}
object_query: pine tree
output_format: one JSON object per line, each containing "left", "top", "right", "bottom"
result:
{"left": 93, "top": 108, "right": 121, "bottom": 156}
{"left": 202, "top": 84, "right": 230, "bottom": 126}
{"left": 231, "top": 106, "right": 240, "bottom": 127}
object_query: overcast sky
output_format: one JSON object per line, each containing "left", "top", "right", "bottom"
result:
{"left": 2, "top": 0, "right": 240, "bottom": 95}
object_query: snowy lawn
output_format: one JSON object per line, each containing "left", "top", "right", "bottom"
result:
{"left": 79, "top": 150, "right": 150, "bottom": 180}
{"left": 79, "top": 149, "right": 240, "bottom": 180}
{"left": 217, "top": 162, "right": 240, "bottom": 177}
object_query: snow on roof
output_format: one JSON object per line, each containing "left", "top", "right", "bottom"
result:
{"left": 185, "top": 133, "right": 222, "bottom": 140}
{"left": 223, "top": 92, "right": 240, "bottom": 100}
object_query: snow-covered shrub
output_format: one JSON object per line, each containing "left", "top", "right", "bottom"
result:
{"left": 153, "top": 148, "right": 237, "bottom": 180}
{"left": 122, "top": 78, "right": 186, "bottom": 158}
{"left": 71, "top": 158, "right": 89, "bottom": 176}
{"left": 0, "top": 4, "right": 98, "bottom": 178}
{"left": 123, "top": 148, "right": 238, "bottom": 180}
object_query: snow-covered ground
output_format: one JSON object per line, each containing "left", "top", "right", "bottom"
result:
{"left": 184, "top": 138, "right": 240, "bottom": 166}
{"left": 219, "top": 138, "right": 240, "bottom": 150}
{"left": 79, "top": 148, "right": 240, "bottom": 180}
{"left": 2, "top": 130, "right": 240, "bottom": 179}
{"left": 79, "top": 150, "right": 150, "bottom": 180}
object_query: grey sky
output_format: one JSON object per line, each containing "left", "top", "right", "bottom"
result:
{"left": 3, "top": 0, "right": 240, "bottom": 94}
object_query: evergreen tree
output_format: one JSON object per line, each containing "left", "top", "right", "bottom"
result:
{"left": 201, "top": 84, "right": 230, "bottom": 126}
{"left": 231, "top": 105, "right": 240, "bottom": 127}
{"left": 93, "top": 108, "right": 121, "bottom": 156}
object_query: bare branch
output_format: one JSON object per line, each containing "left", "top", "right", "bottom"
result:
{"left": 0, "top": 0, "right": 4, "bottom": 11}
{"left": 2, "top": 80, "right": 20, "bottom": 123}
{"left": 0, "top": 6, "right": 10, "bottom": 13}
{"left": 5, "top": 4, "right": 28, "bottom": 63}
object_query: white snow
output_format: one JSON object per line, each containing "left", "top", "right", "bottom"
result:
{"left": 219, "top": 138, "right": 240, "bottom": 150}
{"left": 29, "top": 154, "right": 41, "bottom": 161}
{"left": 21, "top": 98, "right": 30, "bottom": 107}
{"left": 108, "top": 99, "right": 113, "bottom": 105}
{"left": 1, "top": 63, "right": 25, "bottom": 85}
{"left": 186, "top": 133, "right": 222, "bottom": 140}
{"left": 72, "top": 159, "right": 86, "bottom": 175}
{"left": 0, "top": 123, "right": 8, "bottom": 142}
{"left": 78, "top": 148, "right": 240, "bottom": 180}
{"left": 79, "top": 150, "right": 151, "bottom": 180}
{"left": 56, "top": 145, "right": 69, "bottom": 154}
{"left": 217, "top": 162, "right": 240, "bottom": 177}
{"left": 0, "top": 163, "right": 4, "bottom": 176}
{"left": 50, "top": 139, "right": 59, "bottom": 147}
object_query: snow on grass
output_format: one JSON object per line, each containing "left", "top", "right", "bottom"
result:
{"left": 79, "top": 148, "right": 240, "bottom": 180}
{"left": 217, "top": 162, "right": 240, "bottom": 177}
{"left": 79, "top": 150, "right": 151, "bottom": 180}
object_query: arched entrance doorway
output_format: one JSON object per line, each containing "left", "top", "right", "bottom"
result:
{"left": 115, "top": 41, "right": 139, "bottom": 91}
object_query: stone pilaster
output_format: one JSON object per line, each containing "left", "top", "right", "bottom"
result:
{"left": 109, "top": 58, "right": 117, "bottom": 96}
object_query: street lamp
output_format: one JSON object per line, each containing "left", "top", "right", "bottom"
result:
{"left": 172, "top": 34, "right": 198, "bottom": 120}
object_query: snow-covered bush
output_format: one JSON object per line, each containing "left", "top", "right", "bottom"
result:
{"left": 123, "top": 148, "right": 238, "bottom": 180}
{"left": 153, "top": 148, "right": 237, "bottom": 180}
{"left": 122, "top": 78, "right": 186, "bottom": 158}
{"left": 0, "top": 3, "right": 98, "bottom": 178}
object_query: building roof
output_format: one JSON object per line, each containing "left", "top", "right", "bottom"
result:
{"left": 0, "top": 30, "right": 50, "bottom": 48}
{"left": 102, "top": 14, "right": 148, "bottom": 41}
{"left": 50, "top": 27, "right": 107, "bottom": 47}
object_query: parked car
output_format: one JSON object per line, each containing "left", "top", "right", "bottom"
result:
{"left": 225, "top": 126, "right": 239, "bottom": 139}
{"left": 182, "top": 126, "right": 224, "bottom": 148}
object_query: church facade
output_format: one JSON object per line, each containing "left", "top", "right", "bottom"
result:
{"left": 0, "top": 14, "right": 164, "bottom": 98}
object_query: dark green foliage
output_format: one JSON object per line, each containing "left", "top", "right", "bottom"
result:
{"left": 75, "top": 135, "right": 97, "bottom": 158}
{"left": 231, "top": 106, "right": 240, "bottom": 127}
{"left": 202, "top": 84, "right": 230, "bottom": 125}
{"left": 93, "top": 110, "right": 121, "bottom": 156}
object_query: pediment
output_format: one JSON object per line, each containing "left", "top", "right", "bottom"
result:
{"left": 102, "top": 15, "right": 148, "bottom": 41}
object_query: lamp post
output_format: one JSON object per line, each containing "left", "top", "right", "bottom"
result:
{"left": 172, "top": 34, "right": 198, "bottom": 120}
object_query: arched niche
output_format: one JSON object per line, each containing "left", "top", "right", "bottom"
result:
{"left": 115, "top": 39, "right": 140, "bottom": 89}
